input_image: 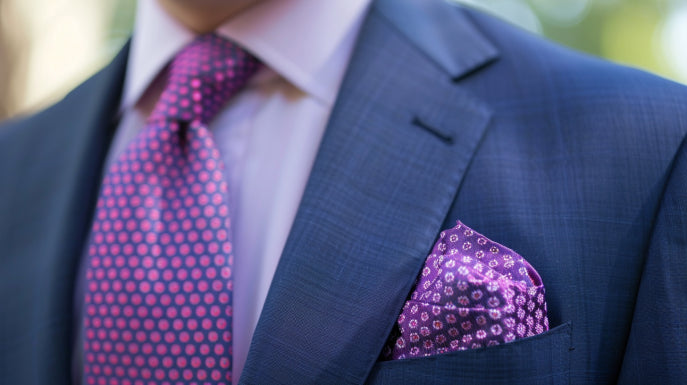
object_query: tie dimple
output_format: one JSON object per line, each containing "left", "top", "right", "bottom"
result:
{"left": 83, "top": 34, "right": 258, "bottom": 385}
{"left": 150, "top": 33, "right": 260, "bottom": 125}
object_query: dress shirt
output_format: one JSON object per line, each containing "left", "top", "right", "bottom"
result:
{"left": 73, "top": 0, "right": 371, "bottom": 383}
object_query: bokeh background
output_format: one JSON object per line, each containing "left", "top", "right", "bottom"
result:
{"left": 0, "top": 0, "right": 685, "bottom": 120}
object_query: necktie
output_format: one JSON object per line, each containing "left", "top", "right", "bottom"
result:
{"left": 83, "top": 34, "right": 259, "bottom": 385}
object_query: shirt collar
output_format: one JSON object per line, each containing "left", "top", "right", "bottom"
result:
{"left": 121, "top": 0, "right": 371, "bottom": 112}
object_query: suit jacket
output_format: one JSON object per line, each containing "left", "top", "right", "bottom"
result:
{"left": 1, "top": 0, "right": 686, "bottom": 384}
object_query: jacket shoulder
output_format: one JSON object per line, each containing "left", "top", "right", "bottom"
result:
{"left": 461, "top": 6, "right": 687, "bottom": 140}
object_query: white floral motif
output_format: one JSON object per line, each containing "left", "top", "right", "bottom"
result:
{"left": 516, "top": 323, "right": 526, "bottom": 336}
{"left": 487, "top": 296, "right": 500, "bottom": 307}
{"left": 486, "top": 281, "right": 500, "bottom": 292}
{"left": 517, "top": 308, "right": 526, "bottom": 320}
{"left": 515, "top": 295, "right": 526, "bottom": 306}
{"left": 471, "top": 290, "right": 483, "bottom": 300}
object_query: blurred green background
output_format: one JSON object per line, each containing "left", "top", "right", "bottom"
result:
{"left": 0, "top": 0, "right": 685, "bottom": 120}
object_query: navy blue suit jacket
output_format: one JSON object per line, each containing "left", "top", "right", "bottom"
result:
{"left": 1, "top": 0, "right": 686, "bottom": 383}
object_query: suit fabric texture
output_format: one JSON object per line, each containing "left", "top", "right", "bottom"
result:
{"left": 1, "top": 0, "right": 686, "bottom": 384}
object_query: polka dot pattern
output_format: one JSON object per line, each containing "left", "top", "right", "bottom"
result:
{"left": 83, "top": 34, "right": 259, "bottom": 385}
{"left": 382, "top": 221, "right": 549, "bottom": 360}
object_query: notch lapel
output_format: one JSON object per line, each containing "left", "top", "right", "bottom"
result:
{"left": 240, "top": 1, "right": 499, "bottom": 383}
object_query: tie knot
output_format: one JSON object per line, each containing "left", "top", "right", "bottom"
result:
{"left": 150, "top": 34, "right": 260, "bottom": 125}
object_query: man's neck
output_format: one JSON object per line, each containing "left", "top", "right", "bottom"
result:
{"left": 156, "top": 0, "right": 264, "bottom": 33}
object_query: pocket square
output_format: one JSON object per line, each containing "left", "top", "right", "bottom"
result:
{"left": 382, "top": 221, "right": 549, "bottom": 360}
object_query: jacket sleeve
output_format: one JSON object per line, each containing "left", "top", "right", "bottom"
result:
{"left": 617, "top": 134, "right": 687, "bottom": 384}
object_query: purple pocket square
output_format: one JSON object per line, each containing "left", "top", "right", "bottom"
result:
{"left": 382, "top": 221, "right": 549, "bottom": 360}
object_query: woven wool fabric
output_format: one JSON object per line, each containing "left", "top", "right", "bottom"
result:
{"left": 383, "top": 221, "right": 549, "bottom": 360}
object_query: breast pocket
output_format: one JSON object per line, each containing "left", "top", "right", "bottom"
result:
{"left": 365, "top": 321, "right": 572, "bottom": 385}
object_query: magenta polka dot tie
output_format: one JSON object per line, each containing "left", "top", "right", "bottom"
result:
{"left": 83, "top": 34, "right": 259, "bottom": 385}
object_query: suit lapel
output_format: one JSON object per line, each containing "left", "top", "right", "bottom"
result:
{"left": 241, "top": 1, "right": 498, "bottom": 383}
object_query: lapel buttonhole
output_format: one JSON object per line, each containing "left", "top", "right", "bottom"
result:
{"left": 412, "top": 116, "right": 454, "bottom": 145}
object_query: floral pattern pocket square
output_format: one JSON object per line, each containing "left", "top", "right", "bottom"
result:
{"left": 382, "top": 221, "right": 549, "bottom": 360}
